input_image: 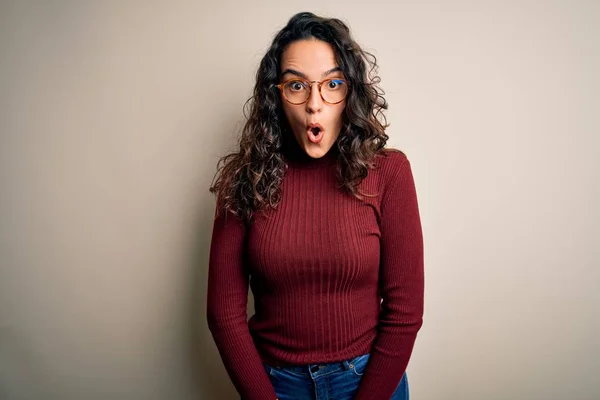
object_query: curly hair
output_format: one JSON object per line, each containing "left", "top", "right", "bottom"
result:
{"left": 209, "top": 11, "right": 395, "bottom": 225}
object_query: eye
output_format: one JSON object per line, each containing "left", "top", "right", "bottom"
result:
{"left": 288, "top": 80, "right": 306, "bottom": 91}
{"left": 327, "top": 79, "right": 344, "bottom": 89}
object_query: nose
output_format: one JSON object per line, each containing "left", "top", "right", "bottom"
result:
{"left": 305, "top": 82, "right": 323, "bottom": 114}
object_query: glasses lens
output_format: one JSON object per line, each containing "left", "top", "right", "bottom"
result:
{"left": 283, "top": 80, "right": 309, "bottom": 104}
{"left": 321, "top": 79, "right": 348, "bottom": 103}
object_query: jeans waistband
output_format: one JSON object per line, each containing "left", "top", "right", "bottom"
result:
{"left": 264, "top": 353, "right": 370, "bottom": 376}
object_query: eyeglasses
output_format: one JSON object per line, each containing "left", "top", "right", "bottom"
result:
{"left": 273, "top": 78, "right": 349, "bottom": 105}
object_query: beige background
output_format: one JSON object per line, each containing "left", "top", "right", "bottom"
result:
{"left": 1, "top": 1, "right": 598, "bottom": 399}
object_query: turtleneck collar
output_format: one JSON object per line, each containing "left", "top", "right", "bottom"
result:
{"left": 281, "top": 133, "right": 339, "bottom": 169}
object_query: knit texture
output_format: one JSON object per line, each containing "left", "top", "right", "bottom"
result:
{"left": 207, "top": 143, "right": 424, "bottom": 400}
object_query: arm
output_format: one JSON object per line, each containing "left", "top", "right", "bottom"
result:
{"left": 206, "top": 203, "right": 278, "bottom": 400}
{"left": 354, "top": 157, "right": 425, "bottom": 400}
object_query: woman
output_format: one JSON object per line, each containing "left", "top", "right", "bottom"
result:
{"left": 207, "top": 12, "right": 424, "bottom": 400}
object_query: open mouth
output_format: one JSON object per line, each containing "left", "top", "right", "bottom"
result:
{"left": 306, "top": 124, "right": 324, "bottom": 144}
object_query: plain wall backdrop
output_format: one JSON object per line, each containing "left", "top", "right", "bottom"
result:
{"left": 1, "top": 1, "right": 598, "bottom": 399}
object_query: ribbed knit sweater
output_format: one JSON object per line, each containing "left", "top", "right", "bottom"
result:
{"left": 206, "top": 141, "right": 424, "bottom": 400}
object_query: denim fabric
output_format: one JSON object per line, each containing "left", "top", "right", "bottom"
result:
{"left": 256, "top": 353, "right": 409, "bottom": 400}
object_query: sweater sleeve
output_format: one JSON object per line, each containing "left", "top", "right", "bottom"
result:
{"left": 354, "top": 156, "right": 425, "bottom": 400}
{"left": 206, "top": 203, "right": 277, "bottom": 400}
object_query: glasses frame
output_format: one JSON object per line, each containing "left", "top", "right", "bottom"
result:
{"left": 273, "top": 77, "right": 349, "bottom": 105}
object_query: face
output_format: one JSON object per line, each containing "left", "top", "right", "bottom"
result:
{"left": 279, "top": 39, "right": 346, "bottom": 159}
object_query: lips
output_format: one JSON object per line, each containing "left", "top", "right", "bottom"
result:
{"left": 306, "top": 123, "right": 324, "bottom": 144}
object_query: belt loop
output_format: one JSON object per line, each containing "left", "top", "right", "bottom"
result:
{"left": 341, "top": 360, "right": 351, "bottom": 371}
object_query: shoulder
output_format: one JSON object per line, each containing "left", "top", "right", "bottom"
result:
{"left": 377, "top": 147, "right": 409, "bottom": 163}
{"left": 353, "top": 147, "right": 414, "bottom": 201}
{"left": 370, "top": 148, "right": 418, "bottom": 208}
{"left": 373, "top": 147, "right": 410, "bottom": 181}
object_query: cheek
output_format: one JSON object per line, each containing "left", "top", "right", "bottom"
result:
{"left": 282, "top": 103, "right": 301, "bottom": 125}
{"left": 332, "top": 105, "right": 345, "bottom": 126}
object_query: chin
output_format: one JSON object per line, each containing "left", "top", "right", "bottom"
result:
{"left": 305, "top": 144, "right": 331, "bottom": 158}
{"left": 304, "top": 148, "right": 322, "bottom": 158}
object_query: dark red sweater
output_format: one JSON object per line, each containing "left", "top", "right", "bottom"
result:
{"left": 206, "top": 144, "right": 424, "bottom": 400}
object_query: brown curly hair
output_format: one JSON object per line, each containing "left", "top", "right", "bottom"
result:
{"left": 209, "top": 11, "right": 395, "bottom": 225}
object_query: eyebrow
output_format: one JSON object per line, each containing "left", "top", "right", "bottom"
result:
{"left": 281, "top": 67, "right": 343, "bottom": 80}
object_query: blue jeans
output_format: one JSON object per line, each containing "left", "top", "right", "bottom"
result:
{"left": 259, "top": 353, "right": 409, "bottom": 400}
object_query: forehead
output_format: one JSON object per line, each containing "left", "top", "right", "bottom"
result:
{"left": 281, "top": 39, "right": 338, "bottom": 76}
